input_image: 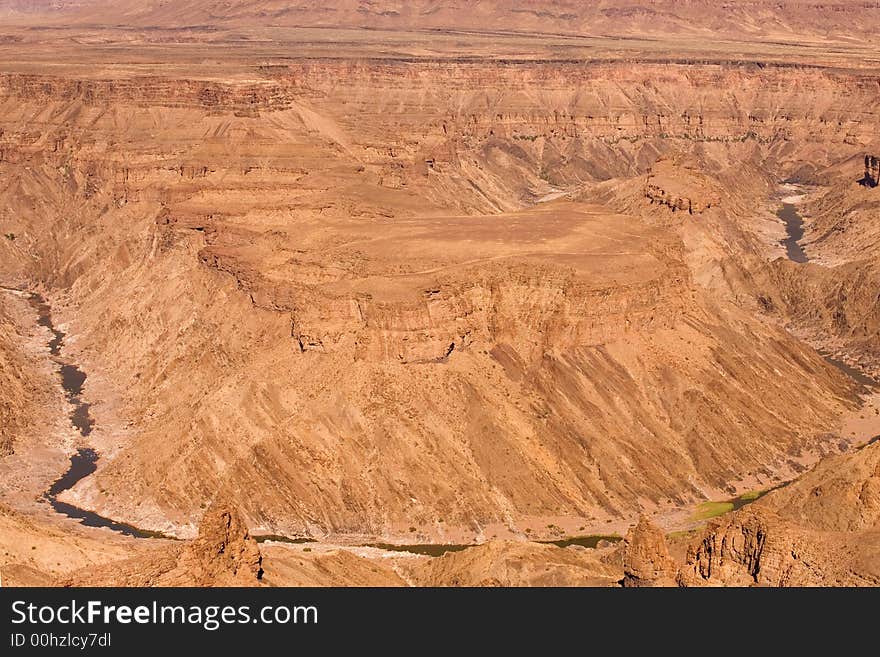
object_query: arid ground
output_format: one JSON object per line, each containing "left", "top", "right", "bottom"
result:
{"left": 1, "top": 1, "right": 879, "bottom": 587}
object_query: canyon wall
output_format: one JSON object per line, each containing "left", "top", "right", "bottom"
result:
{"left": 757, "top": 153, "right": 880, "bottom": 375}
{"left": 0, "top": 297, "right": 41, "bottom": 455}
{"left": 0, "top": 59, "right": 874, "bottom": 538}
{"left": 680, "top": 442, "right": 880, "bottom": 586}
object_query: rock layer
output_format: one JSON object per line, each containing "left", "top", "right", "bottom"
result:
{"left": 0, "top": 2, "right": 879, "bottom": 583}
{"left": 621, "top": 516, "right": 677, "bottom": 587}
{"left": 0, "top": 49, "right": 870, "bottom": 539}
{"left": 411, "top": 540, "right": 620, "bottom": 587}
{"left": 680, "top": 443, "right": 880, "bottom": 587}
{"left": 61, "top": 499, "right": 264, "bottom": 587}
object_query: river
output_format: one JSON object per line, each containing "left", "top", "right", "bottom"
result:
{"left": 777, "top": 202, "right": 809, "bottom": 263}
{"left": 776, "top": 190, "right": 879, "bottom": 390}
{"left": 27, "top": 291, "right": 168, "bottom": 539}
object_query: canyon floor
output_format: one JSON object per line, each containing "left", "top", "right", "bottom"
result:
{"left": 1, "top": 1, "right": 879, "bottom": 587}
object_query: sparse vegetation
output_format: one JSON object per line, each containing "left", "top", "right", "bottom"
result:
{"left": 691, "top": 500, "right": 735, "bottom": 521}
{"left": 690, "top": 489, "right": 768, "bottom": 522}
{"left": 737, "top": 490, "right": 764, "bottom": 502}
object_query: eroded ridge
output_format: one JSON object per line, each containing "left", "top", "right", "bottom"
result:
{"left": 1, "top": 0, "right": 880, "bottom": 588}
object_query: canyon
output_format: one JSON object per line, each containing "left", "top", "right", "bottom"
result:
{"left": 0, "top": 0, "right": 878, "bottom": 587}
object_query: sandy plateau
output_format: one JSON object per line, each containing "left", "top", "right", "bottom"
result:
{"left": 0, "top": 1, "right": 879, "bottom": 587}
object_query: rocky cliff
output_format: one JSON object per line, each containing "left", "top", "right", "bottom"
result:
{"left": 680, "top": 443, "right": 880, "bottom": 586}
{"left": 60, "top": 499, "right": 263, "bottom": 587}
{"left": 1, "top": 55, "right": 872, "bottom": 540}
{"left": 0, "top": 296, "right": 41, "bottom": 455}
{"left": 621, "top": 516, "right": 677, "bottom": 587}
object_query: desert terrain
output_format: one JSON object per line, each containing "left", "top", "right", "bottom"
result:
{"left": 0, "top": 0, "right": 879, "bottom": 587}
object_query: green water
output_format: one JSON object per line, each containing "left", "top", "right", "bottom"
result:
{"left": 363, "top": 543, "right": 475, "bottom": 557}
{"left": 541, "top": 534, "right": 623, "bottom": 549}
{"left": 692, "top": 487, "right": 777, "bottom": 522}
{"left": 365, "top": 542, "right": 475, "bottom": 557}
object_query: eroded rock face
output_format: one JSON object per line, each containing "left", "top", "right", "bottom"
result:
{"left": 410, "top": 540, "right": 621, "bottom": 587}
{"left": 679, "top": 508, "right": 771, "bottom": 586}
{"left": 0, "top": 300, "right": 31, "bottom": 455}
{"left": 863, "top": 154, "right": 879, "bottom": 188}
{"left": 677, "top": 507, "right": 848, "bottom": 587}
{"left": 60, "top": 499, "right": 264, "bottom": 587}
{"left": 759, "top": 443, "right": 880, "bottom": 533}
{"left": 679, "top": 506, "right": 880, "bottom": 586}
{"left": 621, "top": 516, "right": 677, "bottom": 587}
{"left": 643, "top": 157, "right": 720, "bottom": 216}
{"left": 176, "top": 499, "right": 264, "bottom": 586}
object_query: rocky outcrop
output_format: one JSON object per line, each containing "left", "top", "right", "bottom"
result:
{"left": 863, "top": 154, "right": 879, "bottom": 188}
{"left": 410, "top": 540, "right": 621, "bottom": 587}
{"left": 620, "top": 516, "right": 677, "bottom": 587}
{"left": 645, "top": 184, "right": 697, "bottom": 214}
{"left": 680, "top": 444, "right": 880, "bottom": 587}
{"left": 176, "top": 499, "right": 264, "bottom": 586}
{"left": 678, "top": 507, "right": 862, "bottom": 586}
{"left": 60, "top": 499, "right": 264, "bottom": 587}
{"left": 643, "top": 157, "right": 720, "bottom": 216}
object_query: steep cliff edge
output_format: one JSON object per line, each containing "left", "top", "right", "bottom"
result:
{"left": 0, "top": 295, "right": 43, "bottom": 456}
{"left": 621, "top": 516, "right": 677, "bottom": 587}
{"left": 680, "top": 443, "right": 880, "bottom": 586}
{"left": 0, "top": 59, "right": 871, "bottom": 540}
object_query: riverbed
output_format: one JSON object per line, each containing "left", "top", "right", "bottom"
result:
{"left": 774, "top": 190, "right": 880, "bottom": 390}
{"left": 27, "top": 291, "right": 167, "bottom": 539}
{"left": 777, "top": 202, "right": 809, "bottom": 263}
